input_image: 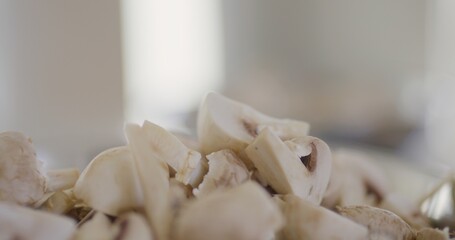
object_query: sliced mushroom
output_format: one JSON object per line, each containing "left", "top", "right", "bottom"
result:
{"left": 142, "top": 121, "right": 202, "bottom": 186}
{"left": 73, "top": 146, "right": 143, "bottom": 216}
{"left": 275, "top": 195, "right": 368, "bottom": 240}
{"left": 113, "top": 212, "right": 154, "bottom": 240}
{"left": 125, "top": 123, "right": 171, "bottom": 240}
{"left": 172, "top": 131, "right": 201, "bottom": 152}
{"left": 245, "top": 129, "right": 332, "bottom": 204}
{"left": 337, "top": 205, "right": 415, "bottom": 240}
{"left": 323, "top": 149, "right": 388, "bottom": 208}
{"left": 0, "top": 202, "right": 75, "bottom": 240}
{"left": 415, "top": 228, "right": 449, "bottom": 240}
{"left": 0, "top": 131, "right": 80, "bottom": 206}
{"left": 379, "top": 193, "right": 429, "bottom": 229}
{"left": 40, "top": 190, "right": 75, "bottom": 214}
{"left": 73, "top": 212, "right": 115, "bottom": 240}
{"left": 46, "top": 168, "right": 80, "bottom": 193}
{"left": 169, "top": 178, "right": 191, "bottom": 212}
{"left": 197, "top": 92, "right": 309, "bottom": 169}
{"left": 0, "top": 131, "right": 47, "bottom": 205}
{"left": 186, "top": 156, "right": 209, "bottom": 188}
{"left": 77, "top": 212, "right": 153, "bottom": 240}
{"left": 175, "top": 181, "right": 284, "bottom": 240}
{"left": 194, "top": 149, "right": 250, "bottom": 197}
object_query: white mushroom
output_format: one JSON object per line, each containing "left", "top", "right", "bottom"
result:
{"left": 113, "top": 212, "right": 155, "bottom": 240}
{"left": 194, "top": 149, "right": 250, "bottom": 197}
{"left": 141, "top": 121, "right": 202, "bottom": 186}
{"left": 0, "top": 202, "right": 75, "bottom": 240}
{"left": 245, "top": 129, "right": 332, "bottom": 204}
{"left": 379, "top": 193, "right": 429, "bottom": 229}
{"left": 46, "top": 168, "right": 80, "bottom": 193}
{"left": 337, "top": 205, "right": 415, "bottom": 240}
{"left": 73, "top": 146, "right": 143, "bottom": 216}
{"left": 322, "top": 149, "right": 388, "bottom": 208}
{"left": 274, "top": 195, "right": 368, "bottom": 240}
{"left": 40, "top": 190, "right": 75, "bottom": 214}
{"left": 172, "top": 131, "right": 201, "bottom": 152}
{"left": 175, "top": 181, "right": 284, "bottom": 240}
{"left": 169, "top": 178, "right": 191, "bottom": 211}
{"left": 0, "top": 131, "right": 80, "bottom": 206}
{"left": 125, "top": 123, "right": 171, "bottom": 240}
{"left": 197, "top": 92, "right": 309, "bottom": 169}
{"left": 415, "top": 228, "right": 449, "bottom": 240}
{"left": 0, "top": 131, "right": 47, "bottom": 205}
{"left": 73, "top": 212, "right": 115, "bottom": 240}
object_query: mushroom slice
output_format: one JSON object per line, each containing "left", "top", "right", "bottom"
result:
{"left": 125, "top": 123, "right": 171, "bottom": 240}
{"left": 172, "top": 131, "right": 201, "bottom": 152}
{"left": 169, "top": 178, "right": 191, "bottom": 212}
{"left": 379, "top": 193, "right": 429, "bottom": 229}
{"left": 275, "top": 195, "right": 368, "bottom": 240}
{"left": 337, "top": 205, "right": 415, "bottom": 240}
{"left": 323, "top": 149, "right": 388, "bottom": 208}
{"left": 0, "top": 202, "right": 75, "bottom": 240}
{"left": 40, "top": 190, "right": 75, "bottom": 214}
{"left": 245, "top": 128, "right": 331, "bottom": 204}
{"left": 415, "top": 228, "right": 449, "bottom": 240}
{"left": 0, "top": 131, "right": 47, "bottom": 205}
{"left": 194, "top": 149, "right": 250, "bottom": 197}
{"left": 197, "top": 92, "right": 309, "bottom": 169}
{"left": 175, "top": 181, "right": 284, "bottom": 240}
{"left": 0, "top": 131, "right": 80, "bottom": 206}
{"left": 73, "top": 212, "right": 115, "bottom": 240}
{"left": 186, "top": 156, "right": 209, "bottom": 188}
{"left": 46, "top": 168, "right": 80, "bottom": 192}
{"left": 113, "top": 212, "right": 154, "bottom": 240}
{"left": 142, "top": 121, "right": 202, "bottom": 186}
{"left": 73, "top": 146, "right": 143, "bottom": 216}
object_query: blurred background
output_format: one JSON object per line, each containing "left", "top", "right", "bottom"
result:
{"left": 0, "top": 0, "right": 454, "bottom": 176}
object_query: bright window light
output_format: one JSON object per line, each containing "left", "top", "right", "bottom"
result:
{"left": 121, "top": 0, "right": 224, "bottom": 129}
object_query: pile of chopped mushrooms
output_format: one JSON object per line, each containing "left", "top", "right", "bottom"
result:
{"left": 0, "top": 92, "right": 451, "bottom": 240}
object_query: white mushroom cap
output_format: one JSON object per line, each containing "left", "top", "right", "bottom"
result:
{"left": 323, "top": 149, "right": 389, "bottom": 208}
{"left": 275, "top": 195, "right": 368, "bottom": 240}
{"left": 337, "top": 205, "right": 415, "bottom": 240}
{"left": 113, "top": 212, "right": 155, "bottom": 240}
{"left": 73, "top": 146, "right": 143, "bottom": 216}
{"left": 198, "top": 92, "right": 309, "bottom": 169}
{"left": 125, "top": 123, "right": 171, "bottom": 240}
{"left": 141, "top": 121, "right": 202, "bottom": 186}
{"left": 0, "top": 131, "right": 46, "bottom": 205}
{"left": 0, "top": 202, "right": 75, "bottom": 240}
{"left": 175, "top": 181, "right": 284, "bottom": 240}
{"left": 245, "top": 129, "right": 332, "bottom": 204}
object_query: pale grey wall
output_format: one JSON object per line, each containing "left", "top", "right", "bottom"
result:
{"left": 221, "top": 0, "right": 426, "bottom": 143}
{"left": 0, "top": 1, "right": 124, "bottom": 169}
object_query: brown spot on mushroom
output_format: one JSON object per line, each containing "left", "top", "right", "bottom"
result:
{"left": 242, "top": 119, "right": 258, "bottom": 137}
{"left": 300, "top": 143, "right": 317, "bottom": 172}
{"left": 365, "top": 181, "right": 384, "bottom": 204}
